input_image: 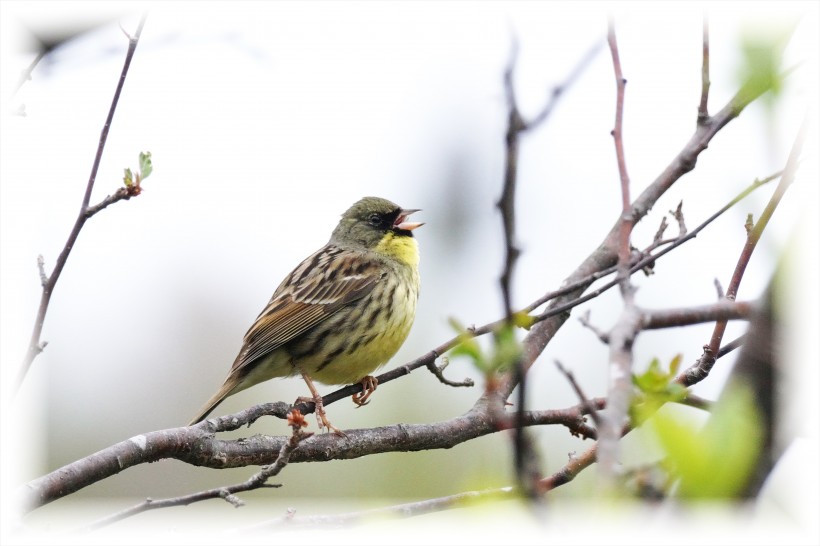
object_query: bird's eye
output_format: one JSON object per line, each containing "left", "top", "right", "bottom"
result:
{"left": 367, "top": 213, "right": 382, "bottom": 227}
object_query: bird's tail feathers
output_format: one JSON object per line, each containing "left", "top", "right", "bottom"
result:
{"left": 187, "top": 379, "right": 239, "bottom": 426}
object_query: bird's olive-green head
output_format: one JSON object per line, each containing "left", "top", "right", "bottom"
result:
{"left": 331, "top": 196, "right": 423, "bottom": 251}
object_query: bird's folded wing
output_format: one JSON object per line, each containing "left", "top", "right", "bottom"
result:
{"left": 230, "top": 251, "right": 381, "bottom": 373}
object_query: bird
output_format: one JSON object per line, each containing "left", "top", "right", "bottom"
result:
{"left": 188, "top": 196, "right": 422, "bottom": 434}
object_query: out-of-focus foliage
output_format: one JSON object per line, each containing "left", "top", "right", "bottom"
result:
{"left": 630, "top": 355, "right": 688, "bottom": 425}
{"left": 735, "top": 21, "right": 795, "bottom": 109}
{"left": 651, "top": 382, "right": 763, "bottom": 499}
{"left": 448, "top": 317, "right": 532, "bottom": 377}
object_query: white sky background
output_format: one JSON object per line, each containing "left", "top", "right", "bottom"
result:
{"left": 1, "top": 1, "right": 818, "bottom": 544}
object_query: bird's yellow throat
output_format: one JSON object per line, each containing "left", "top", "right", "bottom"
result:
{"left": 375, "top": 232, "right": 420, "bottom": 268}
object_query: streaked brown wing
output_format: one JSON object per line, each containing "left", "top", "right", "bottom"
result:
{"left": 230, "top": 245, "right": 381, "bottom": 374}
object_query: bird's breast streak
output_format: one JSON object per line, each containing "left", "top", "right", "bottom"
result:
{"left": 305, "top": 273, "right": 418, "bottom": 385}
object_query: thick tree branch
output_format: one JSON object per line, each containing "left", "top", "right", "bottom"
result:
{"left": 20, "top": 395, "right": 603, "bottom": 512}
{"left": 86, "top": 428, "right": 312, "bottom": 530}
{"left": 640, "top": 299, "right": 754, "bottom": 330}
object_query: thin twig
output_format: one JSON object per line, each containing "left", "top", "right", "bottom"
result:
{"left": 717, "top": 335, "right": 745, "bottom": 358}
{"left": 598, "top": 18, "right": 637, "bottom": 487}
{"left": 678, "top": 118, "right": 806, "bottom": 385}
{"left": 522, "top": 169, "right": 778, "bottom": 318}
{"left": 83, "top": 186, "right": 139, "bottom": 217}
{"left": 555, "top": 360, "right": 602, "bottom": 429}
{"left": 499, "top": 41, "right": 524, "bottom": 321}
{"left": 670, "top": 201, "right": 687, "bottom": 237}
{"left": 14, "top": 51, "right": 45, "bottom": 95}
{"left": 425, "top": 357, "right": 474, "bottom": 388}
{"left": 577, "top": 310, "right": 610, "bottom": 344}
{"left": 698, "top": 15, "right": 711, "bottom": 123}
{"left": 652, "top": 215, "right": 669, "bottom": 246}
{"left": 527, "top": 40, "right": 605, "bottom": 128}
{"left": 85, "top": 428, "right": 312, "bottom": 531}
{"left": 244, "top": 486, "right": 518, "bottom": 530}
{"left": 608, "top": 22, "right": 634, "bottom": 288}
{"left": 16, "top": 13, "right": 149, "bottom": 391}
{"left": 714, "top": 278, "right": 726, "bottom": 299}
{"left": 36, "top": 255, "right": 48, "bottom": 287}
{"left": 540, "top": 446, "right": 597, "bottom": 493}
{"left": 512, "top": 91, "right": 779, "bottom": 408}
{"left": 499, "top": 41, "right": 538, "bottom": 500}
{"left": 497, "top": 36, "right": 603, "bottom": 501}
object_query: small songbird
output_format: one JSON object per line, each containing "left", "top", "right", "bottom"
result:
{"left": 188, "top": 196, "right": 422, "bottom": 433}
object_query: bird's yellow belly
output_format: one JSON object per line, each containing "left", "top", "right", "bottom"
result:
{"left": 289, "top": 270, "right": 418, "bottom": 385}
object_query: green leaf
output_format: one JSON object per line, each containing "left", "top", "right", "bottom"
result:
{"left": 653, "top": 382, "right": 763, "bottom": 499}
{"left": 488, "top": 323, "right": 521, "bottom": 373}
{"left": 447, "top": 318, "right": 524, "bottom": 376}
{"left": 123, "top": 168, "right": 133, "bottom": 187}
{"left": 630, "top": 355, "right": 688, "bottom": 424}
{"left": 633, "top": 356, "right": 681, "bottom": 394}
{"left": 735, "top": 21, "right": 795, "bottom": 109}
{"left": 448, "top": 317, "right": 485, "bottom": 370}
{"left": 139, "top": 151, "right": 153, "bottom": 180}
{"left": 668, "top": 353, "right": 682, "bottom": 376}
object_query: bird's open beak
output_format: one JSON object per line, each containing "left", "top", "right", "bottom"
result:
{"left": 395, "top": 209, "right": 424, "bottom": 231}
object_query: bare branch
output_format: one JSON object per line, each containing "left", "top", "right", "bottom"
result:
{"left": 20, "top": 395, "right": 608, "bottom": 512}
{"left": 578, "top": 310, "right": 610, "bottom": 344}
{"left": 36, "top": 255, "right": 48, "bottom": 287}
{"left": 698, "top": 15, "right": 711, "bottom": 123}
{"left": 16, "top": 13, "right": 149, "bottom": 390}
{"left": 498, "top": 36, "right": 604, "bottom": 500}
{"left": 717, "top": 335, "right": 745, "bottom": 358}
{"left": 678, "top": 117, "right": 806, "bottom": 385}
{"left": 670, "top": 201, "right": 687, "bottom": 237}
{"left": 521, "top": 168, "right": 777, "bottom": 320}
{"left": 14, "top": 50, "right": 45, "bottom": 96}
{"left": 652, "top": 215, "right": 669, "bottom": 246}
{"left": 511, "top": 48, "right": 790, "bottom": 416}
{"left": 86, "top": 428, "right": 312, "bottom": 530}
{"left": 499, "top": 42, "right": 538, "bottom": 499}
{"left": 540, "top": 445, "right": 597, "bottom": 493}
{"left": 244, "top": 486, "right": 518, "bottom": 530}
{"left": 425, "top": 357, "right": 474, "bottom": 388}
{"left": 598, "top": 18, "right": 636, "bottom": 486}
{"left": 83, "top": 186, "right": 140, "bottom": 217}
{"left": 714, "top": 278, "right": 725, "bottom": 299}
{"left": 555, "top": 360, "right": 602, "bottom": 429}
{"left": 527, "top": 40, "right": 604, "bottom": 128}
{"left": 499, "top": 41, "right": 524, "bottom": 321}
{"left": 640, "top": 300, "right": 754, "bottom": 330}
